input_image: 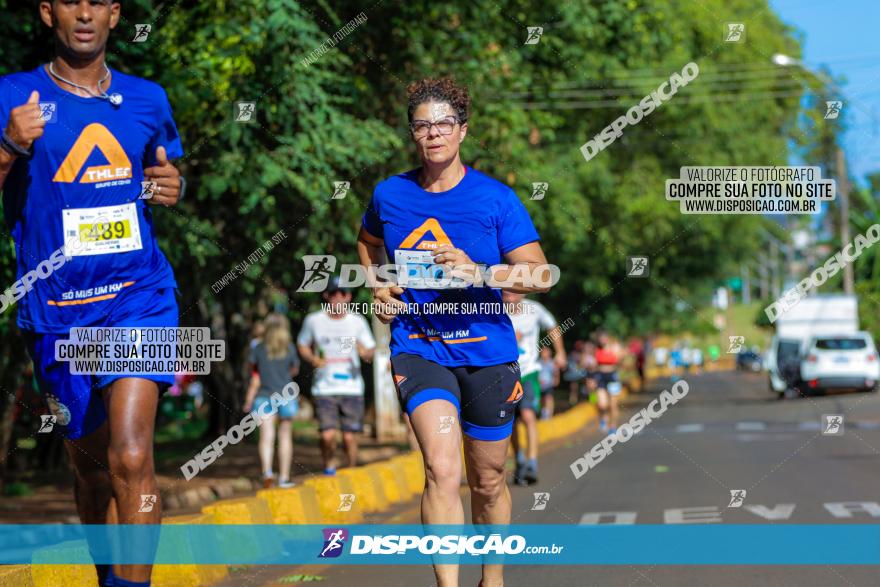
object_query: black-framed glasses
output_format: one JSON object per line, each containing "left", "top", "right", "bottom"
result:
{"left": 410, "top": 116, "right": 464, "bottom": 138}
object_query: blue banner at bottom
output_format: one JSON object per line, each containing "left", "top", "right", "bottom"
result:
{"left": 2, "top": 524, "right": 879, "bottom": 565}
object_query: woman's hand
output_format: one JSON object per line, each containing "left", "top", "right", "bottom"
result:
{"left": 433, "top": 245, "right": 481, "bottom": 285}
{"left": 373, "top": 285, "right": 407, "bottom": 324}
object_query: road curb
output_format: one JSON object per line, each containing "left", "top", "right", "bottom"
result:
{"left": 25, "top": 365, "right": 696, "bottom": 586}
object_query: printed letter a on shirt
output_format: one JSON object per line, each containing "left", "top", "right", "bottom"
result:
{"left": 399, "top": 218, "right": 453, "bottom": 250}
{"left": 53, "top": 123, "right": 133, "bottom": 184}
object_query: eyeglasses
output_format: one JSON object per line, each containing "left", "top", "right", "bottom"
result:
{"left": 410, "top": 117, "right": 463, "bottom": 138}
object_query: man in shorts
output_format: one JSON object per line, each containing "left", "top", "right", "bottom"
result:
{"left": 0, "top": 1, "right": 185, "bottom": 584}
{"left": 297, "top": 277, "right": 375, "bottom": 475}
{"left": 503, "top": 292, "right": 565, "bottom": 486}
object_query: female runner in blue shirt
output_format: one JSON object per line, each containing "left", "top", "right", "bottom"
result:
{"left": 358, "top": 77, "right": 554, "bottom": 587}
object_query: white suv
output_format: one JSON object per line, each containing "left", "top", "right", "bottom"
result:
{"left": 800, "top": 332, "right": 880, "bottom": 394}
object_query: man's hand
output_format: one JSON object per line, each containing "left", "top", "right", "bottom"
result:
{"left": 554, "top": 353, "right": 567, "bottom": 370}
{"left": 5, "top": 91, "right": 46, "bottom": 153}
{"left": 143, "top": 146, "right": 181, "bottom": 206}
{"left": 311, "top": 357, "right": 327, "bottom": 369}
{"left": 373, "top": 285, "right": 407, "bottom": 324}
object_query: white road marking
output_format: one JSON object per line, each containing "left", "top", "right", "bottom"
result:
{"left": 675, "top": 423, "right": 704, "bottom": 433}
{"left": 824, "top": 502, "right": 880, "bottom": 518}
{"left": 664, "top": 506, "right": 723, "bottom": 524}
{"left": 579, "top": 512, "right": 637, "bottom": 525}
{"left": 735, "top": 421, "right": 766, "bottom": 431}
{"left": 743, "top": 503, "right": 795, "bottom": 520}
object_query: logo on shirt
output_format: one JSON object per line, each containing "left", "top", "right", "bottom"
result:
{"left": 53, "top": 123, "right": 132, "bottom": 184}
{"left": 399, "top": 218, "right": 453, "bottom": 250}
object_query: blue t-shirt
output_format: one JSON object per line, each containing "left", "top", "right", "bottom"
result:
{"left": 362, "top": 166, "right": 540, "bottom": 367}
{"left": 0, "top": 66, "right": 182, "bottom": 333}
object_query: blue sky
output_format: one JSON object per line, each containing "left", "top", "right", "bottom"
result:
{"left": 771, "top": 0, "right": 880, "bottom": 185}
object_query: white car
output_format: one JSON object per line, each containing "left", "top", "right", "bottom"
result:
{"left": 800, "top": 332, "right": 880, "bottom": 394}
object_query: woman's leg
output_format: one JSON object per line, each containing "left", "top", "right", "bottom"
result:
{"left": 464, "top": 434, "right": 512, "bottom": 587}
{"left": 258, "top": 412, "right": 277, "bottom": 481}
{"left": 277, "top": 418, "right": 293, "bottom": 483}
{"left": 409, "top": 399, "right": 464, "bottom": 587}
{"left": 596, "top": 388, "right": 610, "bottom": 429}
{"left": 609, "top": 394, "right": 620, "bottom": 430}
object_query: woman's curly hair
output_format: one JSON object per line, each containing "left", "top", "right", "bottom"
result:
{"left": 406, "top": 77, "right": 470, "bottom": 124}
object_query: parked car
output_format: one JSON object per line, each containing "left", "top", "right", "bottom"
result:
{"left": 736, "top": 349, "right": 764, "bottom": 372}
{"left": 800, "top": 331, "right": 880, "bottom": 395}
{"left": 767, "top": 338, "right": 803, "bottom": 398}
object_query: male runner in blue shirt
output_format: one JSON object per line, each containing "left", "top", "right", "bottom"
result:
{"left": 0, "top": 2, "right": 183, "bottom": 585}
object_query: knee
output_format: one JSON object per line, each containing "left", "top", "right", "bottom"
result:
{"left": 469, "top": 466, "right": 506, "bottom": 501}
{"left": 76, "top": 466, "right": 112, "bottom": 492}
{"left": 108, "top": 444, "right": 153, "bottom": 480}
{"left": 424, "top": 454, "right": 461, "bottom": 494}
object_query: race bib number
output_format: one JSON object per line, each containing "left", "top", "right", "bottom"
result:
{"left": 62, "top": 203, "right": 142, "bottom": 257}
{"left": 394, "top": 249, "right": 468, "bottom": 289}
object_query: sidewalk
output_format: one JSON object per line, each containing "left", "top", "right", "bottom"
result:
{"left": 0, "top": 428, "right": 410, "bottom": 524}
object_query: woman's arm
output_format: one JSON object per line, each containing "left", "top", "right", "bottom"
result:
{"left": 497, "top": 241, "right": 553, "bottom": 293}
{"left": 243, "top": 372, "right": 260, "bottom": 412}
{"left": 357, "top": 227, "right": 407, "bottom": 324}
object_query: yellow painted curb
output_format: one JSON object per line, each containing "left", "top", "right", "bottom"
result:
{"left": 257, "top": 485, "right": 322, "bottom": 524}
{"left": 365, "top": 460, "right": 409, "bottom": 504}
{"left": 201, "top": 496, "right": 273, "bottom": 524}
{"left": 389, "top": 453, "right": 425, "bottom": 496}
{"left": 30, "top": 540, "right": 94, "bottom": 587}
{"left": 0, "top": 565, "right": 33, "bottom": 587}
{"left": 336, "top": 467, "right": 387, "bottom": 513}
{"left": 153, "top": 513, "right": 229, "bottom": 587}
{"left": 201, "top": 497, "right": 277, "bottom": 564}
{"left": 304, "top": 475, "right": 364, "bottom": 523}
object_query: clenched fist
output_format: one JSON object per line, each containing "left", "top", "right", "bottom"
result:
{"left": 4, "top": 91, "right": 46, "bottom": 153}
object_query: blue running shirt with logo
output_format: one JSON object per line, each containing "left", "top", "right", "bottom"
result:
{"left": 362, "top": 166, "right": 540, "bottom": 367}
{"left": 0, "top": 67, "right": 182, "bottom": 333}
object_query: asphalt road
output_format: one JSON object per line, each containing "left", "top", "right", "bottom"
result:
{"left": 225, "top": 370, "right": 880, "bottom": 586}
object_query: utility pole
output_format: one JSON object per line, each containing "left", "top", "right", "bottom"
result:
{"left": 741, "top": 264, "right": 751, "bottom": 305}
{"left": 836, "top": 147, "right": 854, "bottom": 294}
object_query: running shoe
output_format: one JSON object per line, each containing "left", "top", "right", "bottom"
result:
{"left": 599, "top": 420, "right": 608, "bottom": 433}
{"left": 608, "top": 427, "right": 617, "bottom": 435}
{"left": 524, "top": 463, "right": 538, "bottom": 486}
{"left": 262, "top": 473, "right": 275, "bottom": 489}
{"left": 323, "top": 467, "right": 336, "bottom": 476}
{"left": 513, "top": 463, "right": 528, "bottom": 486}
{"left": 278, "top": 480, "right": 296, "bottom": 489}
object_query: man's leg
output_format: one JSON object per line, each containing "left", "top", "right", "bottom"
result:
{"left": 521, "top": 408, "right": 539, "bottom": 484}
{"left": 464, "top": 435, "right": 511, "bottom": 587}
{"left": 64, "top": 421, "right": 114, "bottom": 584}
{"left": 104, "top": 377, "right": 160, "bottom": 584}
{"left": 340, "top": 396, "right": 364, "bottom": 468}
{"left": 341, "top": 431, "right": 357, "bottom": 468}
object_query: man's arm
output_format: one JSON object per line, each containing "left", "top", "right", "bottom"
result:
{"left": 142, "top": 146, "right": 182, "bottom": 206}
{"left": 1, "top": 90, "right": 45, "bottom": 190}
{"left": 297, "top": 344, "right": 325, "bottom": 369}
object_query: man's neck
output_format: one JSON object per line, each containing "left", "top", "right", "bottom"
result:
{"left": 49, "top": 52, "right": 109, "bottom": 95}
{"left": 420, "top": 158, "right": 465, "bottom": 193}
